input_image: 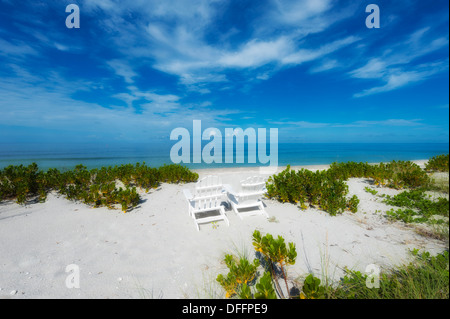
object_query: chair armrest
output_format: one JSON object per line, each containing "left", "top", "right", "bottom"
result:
{"left": 182, "top": 189, "right": 193, "bottom": 201}
{"left": 223, "top": 184, "right": 235, "bottom": 195}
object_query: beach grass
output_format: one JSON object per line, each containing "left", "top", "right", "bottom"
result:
{"left": 429, "top": 173, "right": 450, "bottom": 194}
{"left": 328, "top": 250, "right": 449, "bottom": 299}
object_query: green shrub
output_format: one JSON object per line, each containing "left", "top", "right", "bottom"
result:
{"left": 266, "top": 159, "right": 432, "bottom": 216}
{"left": 237, "top": 272, "right": 278, "bottom": 300}
{"left": 265, "top": 166, "right": 351, "bottom": 215}
{"left": 0, "top": 163, "right": 43, "bottom": 204}
{"left": 0, "top": 162, "right": 198, "bottom": 212}
{"left": 218, "top": 230, "right": 302, "bottom": 299}
{"left": 425, "top": 154, "right": 449, "bottom": 172}
{"left": 217, "top": 230, "right": 332, "bottom": 300}
{"left": 328, "top": 160, "right": 430, "bottom": 189}
{"left": 253, "top": 272, "right": 278, "bottom": 299}
{"left": 364, "top": 187, "right": 378, "bottom": 195}
{"left": 252, "top": 230, "right": 297, "bottom": 299}
{"left": 216, "top": 255, "right": 260, "bottom": 298}
{"left": 384, "top": 190, "right": 449, "bottom": 225}
{"left": 300, "top": 274, "right": 326, "bottom": 299}
{"left": 347, "top": 195, "right": 360, "bottom": 213}
{"left": 158, "top": 164, "right": 199, "bottom": 183}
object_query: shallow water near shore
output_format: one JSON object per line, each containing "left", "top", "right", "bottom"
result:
{"left": 0, "top": 142, "right": 448, "bottom": 171}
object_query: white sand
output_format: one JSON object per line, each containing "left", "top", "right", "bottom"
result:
{"left": 0, "top": 160, "right": 447, "bottom": 299}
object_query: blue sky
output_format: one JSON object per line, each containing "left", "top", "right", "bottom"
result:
{"left": 0, "top": 0, "right": 448, "bottom": 144}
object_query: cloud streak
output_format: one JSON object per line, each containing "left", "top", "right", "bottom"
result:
{"left": 350, "top": 27, "right": 449, "bottom": 97}
{"left": 272, "top": 119, "right": 424, "bottom": 128}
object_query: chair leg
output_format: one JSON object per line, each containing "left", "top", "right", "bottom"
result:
{"left": 187, "top": 202, "right": 194, "bottom": 218}
{"left": 194, "top": 218, "right": 200, "bottom": 231}
{"left": 221, "top": 206, "right": 230, "bottom": 226}
{"left": 259, "top": 202, "right": 269, "bottom": 218}
{"left": 231, "top": 202, "right": 243, "bottom": 220}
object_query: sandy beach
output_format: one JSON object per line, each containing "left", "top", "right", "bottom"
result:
{"left": 0, "top": 160, "right": 447, "bottom": 299}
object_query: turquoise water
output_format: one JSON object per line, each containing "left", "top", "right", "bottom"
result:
{"left": 0, "top": 143, "right": 448, "bottom": 171}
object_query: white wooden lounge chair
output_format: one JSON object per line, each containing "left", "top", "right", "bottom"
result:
{"left": 224, "top": 176, "right": 269, "bottom": 219}
{"left": 182, "top": 175, "right": 229, "bottom": 231}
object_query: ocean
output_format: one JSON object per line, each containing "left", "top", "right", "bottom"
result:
{"left": 0, "top": 142, "right": 448, "bottom": 171}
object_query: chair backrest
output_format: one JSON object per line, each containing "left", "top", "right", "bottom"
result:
{"left": 241, "top": 176, "right": 266, "bottom": 193}
{"left": 239, "top": 176, "right": 266, "bottom": 202}
{"left": 192, "top": 175, "right": 223, "bottom": 210}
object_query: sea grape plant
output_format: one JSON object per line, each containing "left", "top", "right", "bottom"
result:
{"left": 252, "top": 230, "right": 297, "bottom": 299}
{"left": 300, "top": 274, "right": 326, "bottom": 299}
{"left": 217, "top": 231, "right": 296, "bottom": 299}
{"left": 216, "top": 254, "right": 260, "bottom": 298}
{"left": 238, "top": 271, "right": 278, "bottom": 299}
{"left": 217, "top": 230, "right": 332, "bottom": 300}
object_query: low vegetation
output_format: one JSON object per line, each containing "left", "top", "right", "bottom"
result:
{"left": 217, "top": 230, "right": 326, "bottom": 299}
{"left": 327, "top": 160, "right": 431, "bottom": 189}
{"left": 384, "top": 189, "right": 449, "bottom": 225}
{"left": 266, "top": 155, "right": 449, "bottom": 243}
{"left": 425, "top": 154, "right": 449, "bottom": 172}
{"left": 364, "top": 186, "right": 378, "bottom": 195}
{"left": 265, "top": 159, "right": 432, "bottom": 216}
{"left": 261, "top": 155, "right": 449, "bottom": 299}
{"left": 0, "top": 162, "right": 198, "bottom": 212}
{"left": 330, "top": 250, "right": 449, "bottom": 299}
{"left": 265, "top": 166, "right": 359, "bottom": 216}
{"left": 217, "top": 232, "right": 449, "bottom": 299}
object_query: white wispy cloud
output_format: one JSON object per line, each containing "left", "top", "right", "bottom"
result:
{"left": 3, "top": 0, "right": 360, "bottom": 96}
{"left": 281, "top": 36, "right": 360, "bottom": 65}
{"left": 334, "top": 119, "right": 424, "bottom": 128}
{"left": 270, "top": 120, "right": 330, "bottom": 128}
{"left": 0, "top": 38, "right": 38, "bottom": 57}
{"left": 353, "top": 60, "right": 449, "bottom": 98}
{"left": 0, "top": 69, "right": 241, "bottom": 141}
{"left": 218, "top": 37, "right": 293, "bottom": 68}
{"left": 351, "top": 27, "right": 449, "bottom": 97}
{"left": 2, "top": 0, "right": 447, "bottom": 115}
{"left": 75, "top": 0, "right": 359, "bottom": 92}
{"left": 264, "top": 0, "right": 356, "bottom": 36}
{"left": 270, "top": 0, "right": 332, "bottom": 23}
{"left": 271, "top": 118, "right": 424, "bottom": 128}
{"left": 309, "top": 59, "right": 340, "bottom": 73}
{"left": 107, "top": 60, "right": 139, "bottom": 84}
